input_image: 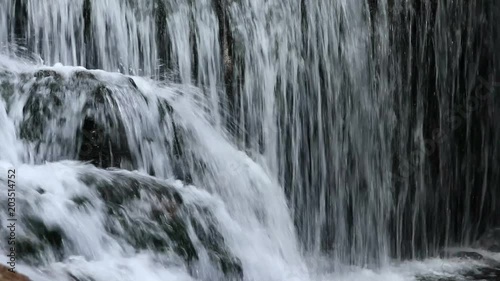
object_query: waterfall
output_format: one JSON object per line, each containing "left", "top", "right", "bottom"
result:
{"left": 0, "top": 0, "right": 500, "bottom": 280}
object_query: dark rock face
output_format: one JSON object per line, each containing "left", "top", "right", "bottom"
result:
{"left": 78, "top": 83, "right": 131, "bottom": 169}
{"left": 385, "top": 0, "right": 500, "bottom": 259}
{"left": 12, "top": 69, "right": 134, "bottom": 168}
{"left": 476, "top": 228, "right": 500, "bottom": 252}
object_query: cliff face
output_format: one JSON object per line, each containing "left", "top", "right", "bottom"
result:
{"left": 387, "top": 0, "right": 500, "bottom": 259}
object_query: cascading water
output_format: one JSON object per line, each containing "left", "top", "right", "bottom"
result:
{"left": 0, "top": 0, "right": 499, "bottom": 280}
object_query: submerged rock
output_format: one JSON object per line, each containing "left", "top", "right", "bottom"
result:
{"left": 14, "top": 217, "right": 67, "bottom": 263}
{"left": 417, "top": 266, "right": 500, "bottom": 281}
{"left": 80, "top": 170, "right": 243, "bottom": 279}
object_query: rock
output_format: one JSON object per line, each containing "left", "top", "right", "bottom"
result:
{"left": 78, "top": 116, "right": 131, "bottom": 169}
{"left": 476, "top": 228, "right": 500, "bottom": 252}
{"left": 439, "top": 249, "right": 484, "bottom": 260}
{"left": 128, "top": 77, "right": 138, "bottom": 89}
{"left": 417, "top": 266, "right": 500, "bottom": 281}
{"left": 16, "top": 68, "right": 134, "bottom": 169}
{"left": 80, "top": 170, "right": 243, "bottom": 279}
{"left": 68, "top": 272, "right": 96, "bottom": 281}
{"left": 0, "top": 265, "right": 30, "bottom": 281}
{"left": 73, "top": 70, "right": 96, "bottom": 80}
{"left": 24, "top": 217, "right": 66, "bottom": 259}
{"left": 34, "top": 69, "right": 63, "bottom": 81}
{"left": 191, "top": 218, "right": 243, "bottom": 278}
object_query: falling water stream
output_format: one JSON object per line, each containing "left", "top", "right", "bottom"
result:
{"left": 0, "top": 0, "right": 499, "bottom": 280}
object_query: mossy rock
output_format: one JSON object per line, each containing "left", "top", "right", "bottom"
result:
{"left": 417, "top": 267, "right": 500, "bottom": 281}
{"left": 107, "top": 211, "right": 171, "bottom": 251}
{"left": 34, "top": 69, "right": 63, "bottom": 81}
{"left": 79, "top": 171, "right": 242, "bottom": 278}
{"left": 70, "top": 196, "right": 93, "bottom": 208}
{"left": 191, "top": 216, "right": 243, "bottom": 278}
{"left": 73, "top": 70, "right": 97, "bottom": 80}
{"left": 16, "top": 237, "right": 44, "bottom": 261}
{"left": 13, "top": 216, "right": 67, "bottom": 263}
{"left": 24, "top": 217, "right": 65, "bottom": 251}
{"left": 19, "top": 75, "right": 66, "bottom": 142}
{"left": 0, "top": 81, "right": 14, "bottom": 102}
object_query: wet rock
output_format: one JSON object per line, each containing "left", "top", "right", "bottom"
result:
{"left": 77, "top": 81, "right": 133, "bottom": 169}
{"left": 191, "top": 218, "right": 243, "bottom": 278}
{"left": 79, "top": 171, "right": 242, "bottom": 279}
{"left": 128, "top": 77, "right": 138, "bottom": 89}
{"left": 154, "top": 0, "right": 171, "bottom": 76}
{"left": 34, "top": 69, "right": 63, "bottom": 81}
{"left": 16, "top": 237, "right": 44, "bottom": 260}
{"left": 0, "top": 70, "right": 15, "bottom": 102}
{"left": 156, "top": 214, "right": 198, "bottom": 262}
{"left": 439, "top": 249, "right": 484, "bottom": 260}
{"left": 21, "top": 76, "right": 65, "bottom": 142}
{"left": 157, "top": 98, "right": 196, "bottom": 183}
{"left": 451, "top": 251, "right": 483, "bottom": 260}
{"left": 71, "top": 196, "right": 93, "bottom": 208}
{"left": 78, "top": 116, "right": 131, "bottom": 169}
{"left": 213, "top": 0, "right": 234, "bottom": 86}
{"left": 476, "top": 228, "right": 500, "bottom": 252}
{"left": 68, "top": 272, "right": 96, "bottom": 281}
{"left": 25, "top": 217, "right": 66, "bottom": 253}
{"left": 417, "top": 266, "right": 500, "bottom": 281}
{"left": 81, "top": 172, "right": 192, "bottom": 260}
{"left": 10, "top": 216, "right": 67, "bottom": 265}
{"left": 0, "top": 265, "right": 30, "bottom": 281}
{"left": 17, "top": 68, "right": 134, "bottom": 168}
{"left": 73, "top": 70, "right": 97, "bottom": 80}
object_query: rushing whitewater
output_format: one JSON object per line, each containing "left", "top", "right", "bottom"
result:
{"left": 0, "top": 55, "right": 309, "bottom": 280}
{"left": 1, "top": 0, "right": 500, "bottom": 280}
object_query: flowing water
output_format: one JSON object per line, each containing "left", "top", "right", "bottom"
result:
{"left": 0, "top": 0, "right": 499, "bottom": 280}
